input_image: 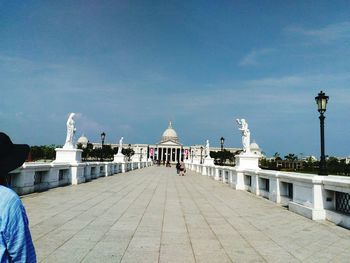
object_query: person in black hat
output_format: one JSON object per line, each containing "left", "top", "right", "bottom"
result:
{"left": 0, "top": 132, "right": 36, "bottom": 262}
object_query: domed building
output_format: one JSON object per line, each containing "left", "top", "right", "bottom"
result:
{"left": 151, "top": 121, "right": 184, "bottom": 164}
{"left": 250, "top": 140, "right": 262, "bottom": 156}
{"left": 161, "top": 121, "right": 179, "bottom": 143}
{"left": 87, "top": 120, "right": 242, "bottom": 165}
{"left": 77, "top": 134, "right": 89, "bottom": 148}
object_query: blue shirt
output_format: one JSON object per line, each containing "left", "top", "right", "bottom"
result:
{"left": 0, "top": 186, "right": 36, "bottom": 263}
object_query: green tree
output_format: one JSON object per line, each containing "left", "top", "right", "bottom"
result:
{"left": 210, "top": 150, "right": 236, "bottom": 165}
{"left": 102, "top": 145, "right": 114, "bottom": 160}
{"left": 122, "top": 148, "right": 135, "bottom": 161}
{"left": 273, "top": 152, "right": 281, "bottom": 161}
{"left": 284, "top": 153, "right": 298, "bottom": 161}
{"left": 30, "top": 145, "right": 59, "bottom": 161}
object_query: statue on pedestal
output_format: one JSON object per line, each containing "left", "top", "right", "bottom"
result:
{"left": 236, "top": 118, "right": 251, "bottom": 154}
{"left": 203, "top": 139, "right": 214, "bottom": 165}
{"left": 205, "top": 139, "right": 210, "bottom": 158}
{"left": 118, "top": 137, "right": 124, "bottom": 154}
{"left": 64, "top": 113, "right": 76, "bottom": 149}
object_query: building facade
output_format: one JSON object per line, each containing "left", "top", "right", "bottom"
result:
{"left": 78, "top": 121, "right": 261, "bottom": 164}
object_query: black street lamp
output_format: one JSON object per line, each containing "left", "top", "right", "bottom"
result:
{"left": 220, "top": 137, "right": 225, "bottom": 165}
{"left": 100, "top": 132, "right": 106, "bottom": 161}
{"left": 315, "top": 91, "right": 329, "bottom": 175}
{"left": 220, "top": 137, "right": 225, "bottom": 151}
{"left": 128, "top": 144, "right": 131, "bottom": 161}
{"left": 200, "top": 146, "right": 203, "bottom": 164}
{"left": 140, "top": 148, "right": 143, "bottom": 162}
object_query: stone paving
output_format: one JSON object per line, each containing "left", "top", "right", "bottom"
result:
{"left": 23, "top": 166, "right": 350, "bottom": 263}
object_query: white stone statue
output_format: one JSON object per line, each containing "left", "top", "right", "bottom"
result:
{"left": 64, "top": 113, "right": 76, "bottom": 149}
{"left": 118, "top": 137, "right": 124, "bottom": 154}
{"left": 236, "top": 118, "right": 251, "bottom": 154}
{"left": 205, "top": 139, "right": 210, "bottom": 157}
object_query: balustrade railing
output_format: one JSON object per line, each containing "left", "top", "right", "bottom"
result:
{"left": 186, "top": 161, "right": 350, "bottom": 229}
{"left": 336, "top": 192, "right": 350, "bottom": 215}
{"left": 10, "top": 160, "right": 152, "bottom": 196}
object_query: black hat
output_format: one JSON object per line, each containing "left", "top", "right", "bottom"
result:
{"left": 0, "top": 132, "right": 29, "bottom": 176}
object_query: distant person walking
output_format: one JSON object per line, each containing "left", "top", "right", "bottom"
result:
{"left": 0, "top": 132, "right": 37, "bottom": 262}
{"left": 179, "top": 161, "right": 186, "bottom": 176}
{"left": 176, "top": 161, "right": 180, "bottom": 175}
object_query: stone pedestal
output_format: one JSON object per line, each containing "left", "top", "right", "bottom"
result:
{"left": 53, "top": 148, "right": 82, "bottom": 163}
{"left": 113, "top": 154, "right": 126, "bottom": 172}
{"left": 203, "top": 157, "right": 214, "bottom": 166}
{"left": 113, "top": 153, "right": 126, "bottom": 163}
{"left": 235, "top": 153, "right": 260, "bottom": 170}
{"left": 52, "top": 148, "right": 84, "bottom": 185}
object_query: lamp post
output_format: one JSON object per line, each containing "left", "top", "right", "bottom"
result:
{"left": 220, "top": 137, "right": 225, "bottom": 151}
{"left": 128, "top": 144, "right": 131, "bottom": 161}
{"left": 140, "top": 148, "right": 143, "bottom": 162}
{"left": 200, "top": 146, "right": 203, "bottom": 164}
{"left": 315, "top": 91, "right": 329, "bottom": 176}
{"left": 100, "top": 132, "right": 106, "bottom": 162}
{"left": 220, "top": 137, "right": 225, "bottom": 165}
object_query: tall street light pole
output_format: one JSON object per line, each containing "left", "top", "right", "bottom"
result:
{"left": 200, "top": 146, "right": 203, "bottom": 164}
{"left": 220, "top": 137, "right": 225, "bottom": 151}
{"left": 100, "top": 132, "right": 106, "bottom": 162}
{"left": 220, "top": 137, "right": 225, "bottom": 165}
{"left": 315, "top": 91, "right": 329, "bottom": 176}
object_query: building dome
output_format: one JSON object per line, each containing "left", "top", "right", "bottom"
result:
{"left": 77, "top": 134, "right": 89, "bottom": 147}
{"left": 250, "top": 141, "right": 260, "bottom": 150}
{"left": 250, "top": 140, "right": 261, "bottom": 156}
{"left": 161, "top": 121, "right": 178, "bottom": 142}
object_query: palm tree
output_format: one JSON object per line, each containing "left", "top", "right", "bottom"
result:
{"left": 284, "top": 153, "right": 298, "bottom": 161}
{"left": 273, "top": 152, "right": 281, "bottom": 161}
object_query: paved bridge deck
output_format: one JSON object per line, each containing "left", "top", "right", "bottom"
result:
{"left": 23, "top": 166, "right": 350, "bottom": 263}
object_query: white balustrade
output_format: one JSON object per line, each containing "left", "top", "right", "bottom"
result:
{"left": 10, "top": 160, "right": 152, "bottom": 196}
{"left": 186, "top": 162, "right": 350, "bottom": 229}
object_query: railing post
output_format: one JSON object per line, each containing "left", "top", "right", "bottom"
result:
{"left": 251, "top": 173, "right": 259, "bottom": 195}
{"left": 268, "top": 175, "right": 280, "bottom": 203}
{"left": 214, "top": 167, "right": 220, "bottom": 181}
{"left": 312, "top": 181, "right": 326, "bottom": 220}
{"left": 121, "top": 162, "right": 126, "bottom": 173}
{"left": 202, "top": 165, "right": 207, "bottom": 176}
{"left": 104, "top": 163, "right": 109, "bottom": 176}
{"left": 222, "top": 169, "right": 227, "bottom": 183}
{"left": 70, "top": 164, "right": 85, "bottom": 185}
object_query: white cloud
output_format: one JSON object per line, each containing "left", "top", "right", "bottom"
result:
{"left": 239, "top": 48, "right": 274, "bottom": 66}
{"left": 75, "top": 114, "right": 104, "bottom": 137}
{"left": 167, "top": 72, "right": 350, "bottom": 117}
{"left": 245, "top": 75, "right": 304, "bottom": 88}
{"left": 285, "top": 21, "right": 350, "bottom": 44}
{"left": 0, "top": 54, "right": 63, "bottom": 72}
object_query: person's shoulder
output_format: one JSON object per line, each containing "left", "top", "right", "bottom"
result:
{"left": 0, "top": 185, "right": 21, "bottom": 205}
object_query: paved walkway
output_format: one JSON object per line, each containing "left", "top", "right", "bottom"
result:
{"left": 23, "top": 166, "right": 350, "bottom": 263}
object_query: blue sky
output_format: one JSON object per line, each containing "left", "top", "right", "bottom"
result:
{"left": 1, "top": 0, "right": 350, "bottom": 157}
